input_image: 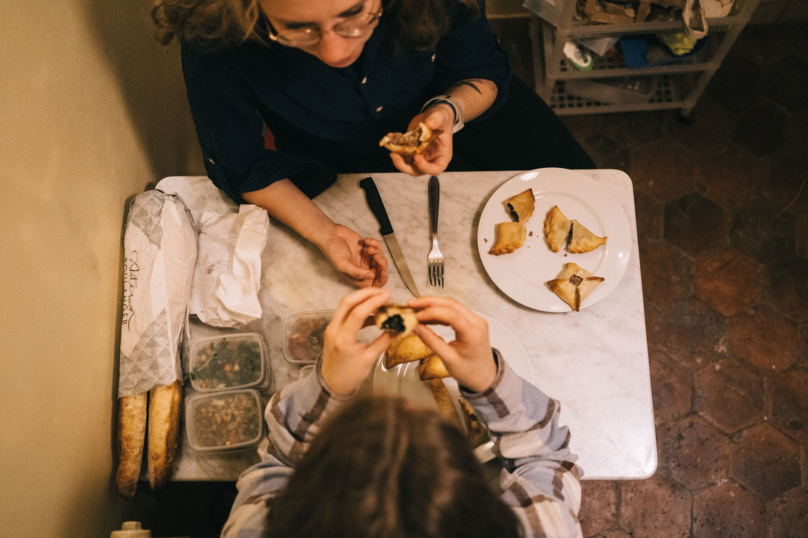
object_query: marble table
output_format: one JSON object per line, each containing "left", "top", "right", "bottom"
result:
{"left": 158, "top": 170, "right": 656, "bottom": 482}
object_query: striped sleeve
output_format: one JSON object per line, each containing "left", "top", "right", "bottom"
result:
{"left": 221, "top": 361, "right": 349, "bottom": 538}
{"left": 461, "top": 351, "right": 584, "bottom": 538}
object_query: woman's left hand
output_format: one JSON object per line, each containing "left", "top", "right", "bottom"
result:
{"left": 390, "top": 104, "right": 454, "bottom": 176}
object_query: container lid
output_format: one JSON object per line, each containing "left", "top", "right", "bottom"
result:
{"left": 189, "top": 333, "right": 267, "bottom": 392}
{"left": 110, "top": 521, "right": 151, "bottom": 538}
{"left": 185, "top": 389, "right": 264, "bottom": 452}
{"left": 282, "top": 310, "right": 334, "bottom": 364}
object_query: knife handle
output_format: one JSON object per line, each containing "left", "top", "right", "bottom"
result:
{"left": 428, "top": 176, "right": 439, "bottom": 236}
{"left": 359, "top": 177, "right": 393, "bottom": 236}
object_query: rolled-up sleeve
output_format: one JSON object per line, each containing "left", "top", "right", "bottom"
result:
{"left": 435, "top": 0, "right": 512, "bottom": 121}
{"left": 181, "top": 43, "right": 328, "bottom": 204}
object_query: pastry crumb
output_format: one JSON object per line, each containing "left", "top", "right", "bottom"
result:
{"left": 564, "top": 253, "right": 568, "bottom": 257}
{"left": 484, "top": 238, "right": 488, "bottom": 243}
{"left": 529, "top": 231, "right": 533, "bottom": 236}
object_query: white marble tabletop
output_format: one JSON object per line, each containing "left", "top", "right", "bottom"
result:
{"left": 160, "top": 170, "right": 656, "bottom": 482}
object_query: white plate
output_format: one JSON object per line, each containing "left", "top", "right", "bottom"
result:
{"left": 372, "top": 312, "right": 534, "bottom": 462}
{"left": 477, "top": 168, "right": 632, "bottom": 312}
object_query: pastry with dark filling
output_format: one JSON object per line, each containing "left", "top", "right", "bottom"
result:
{"left": 544, "top": 205, "right": 571, "bottom": 252}
{"left": 418, "top": 353, "right": 449, "bottom": 380}
{"left": 375, "top": 304, "right": 418, "bottom": 337}
{"left": 489, "top": 222, "right": 526, "bottom": 255}
{"left": 546, "top": 262, "right": 605, "bottom": 311}
{"left": 505, "top": 189, "right": 535, "bottom": 223}
{"left": 379, "top": 122, "right": 443, "bottom": 163}
{"left": 385, "top": 333, "right": 434, "bottom": 369}
{"left": 568, "top": 219, "right": 607, "bottom": 253}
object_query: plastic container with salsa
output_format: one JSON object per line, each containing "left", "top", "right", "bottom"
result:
{"left": 189, "top": 333, "right": 268, "bottom": 392}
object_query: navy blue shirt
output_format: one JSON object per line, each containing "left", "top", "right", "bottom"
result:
{"left": 181, "top": 1, "right": 511, "bottom": 203}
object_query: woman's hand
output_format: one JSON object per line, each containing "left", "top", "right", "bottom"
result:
{"left": 321, "top": 288, "right": 396, "bottom": 396}
{"left": 390, "top": 104, "right": 454, "bottom": 176}
{"left": 317, "top": 223, "right": 388, "bottom": 288}
{"left": 408, "top": 296, "right": 496, "bottom": 393}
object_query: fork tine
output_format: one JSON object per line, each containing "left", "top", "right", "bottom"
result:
{"left": 429, "top": 262, "right": 435, "bottom": 287}
{"left": 440, "top": 262, "right": 444, "bottom": 288}
{"left": 428, "top": 262, "right": 432, "bottom": 286}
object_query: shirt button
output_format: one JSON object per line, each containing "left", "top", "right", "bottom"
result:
{"left": 431, "top": 54, "right": 436, "bottom": 62}
{"left": 362, "top": 76, "right": 367, "bottom": 84}
{"left": 376, "top": 106, "right": 383, "bottom": 112}
{"left": 208, "top": 158, "right": 216, "bottom": 165}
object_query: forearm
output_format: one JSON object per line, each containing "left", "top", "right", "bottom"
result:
{"left": 243, "top": 179, "right": 334, "bottom": 248}
{"left": 446, "top": 78, "right": 498, "bottom": 122}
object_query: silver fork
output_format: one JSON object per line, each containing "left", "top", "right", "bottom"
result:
{"left": 428, "top": 176, "right": 444, "bottom": 288}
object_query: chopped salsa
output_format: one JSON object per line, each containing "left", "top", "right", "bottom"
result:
{"left": 191, "top": 337, "right": 262, "bottom": 390}
{"left": 192, "top": 392, "right": 262, "bottom": 448}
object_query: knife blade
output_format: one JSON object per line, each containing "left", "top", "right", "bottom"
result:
{"left": 359, "top": 177, "right": 421, "bottom": 297}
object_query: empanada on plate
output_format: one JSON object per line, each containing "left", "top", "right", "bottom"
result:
{"left": 386, "top": 333, "right": 433, "bottom": 369}
{"left": 418, "top": 354, "right": 449, "bottom": 381}
{"left": 375, "top": 304, "right": 418, "bottom": 337}
{"left": 459, "top": 398, "right": 489, "bottom": 448}
{"left": 544, "top": 205, "right": 571, "bottom": 253}
{"left": 505, "top": 189, "right": 535, "bottom": 223}
{"left": 568, "top": 219, "right": 607, "bottom": 253}
{"left": 379, "top": 122, "right": 443, "bottom": 163}
{"left": 546, "top": 262, "right": 605, "bottom": 311}
{"left": 489, "top": 222, "right": 526, "bottom": 256}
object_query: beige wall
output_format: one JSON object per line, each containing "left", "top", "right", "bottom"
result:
{"left": 0, "top": 1, "right": 203, "bottom": 537}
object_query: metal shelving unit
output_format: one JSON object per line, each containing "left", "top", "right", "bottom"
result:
{"left": 527, "top": 0, "right": 762, "bottom": 116}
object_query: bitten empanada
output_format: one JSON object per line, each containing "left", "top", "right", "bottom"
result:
{"left": 505, "top": 189, "right": 535, "bottom": 223}
{"left": 489, "top": 222, "right": 526, "bottom": 256}
{"left": 546, "top": 262, "right": 605, "bottom": 311}
{"left": 375, "top": 304, "right": 418, "bottom": 337}
{"left": 385, "top": 333, "right": 434, "bottom": 369}
{"left": 458, "top": 398, "right": 489, "bottom": 447}
{"left": 379, "top": 122, "right": 443, "bottom": 164}
{"left": 418, "top": 353, "right": 449, "bottom": 381}
{"left": 543, "top": 206, "right": 571, "bottom": 253}
{"left": 568, "top": 219, "right": 607, "bottom": 253}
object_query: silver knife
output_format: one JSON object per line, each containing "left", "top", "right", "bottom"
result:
{"left": 359, "top": 177, "right": 420, "bottom": 297}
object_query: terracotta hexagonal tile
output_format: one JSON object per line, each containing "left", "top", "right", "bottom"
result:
{"left": 609, "top": 111, "right": 668, "bottom": 150}
{"left": 650, "top": 350, "right": 693, "bottom": 425}
{"left": 797, "top": 213, "right": 808, "bottom": 258}
{"left": 632, "top": 141, "right": 696, "bottom": 204}
{"left": 644, "top": 302, "right": 662, "bottom": 352}
{"left": 653, "top": 299, "right": 728, "bottom": 369}
{"left": 668, "top": 96, "right": 733, "bottom": 153}
{"left": 694, "top": 145, "right": 765, "bottom": 209}
{"left": 693, "top": 481, "right": 765, "bottom": 538}
{"left": 589, "top": 530, "right": 631, "bottom": 538}
{"left": 620, "top": 475, "right": 691, "bottom": 538}
{"left": 578, "top": 481, "right": 617, "bottom": 538}
{"left": 799, "top": 322, "right": 808, "bottom": 368}
{"left": 763, "top": 256, "right": 808, "bottom": 322}
{"left": 694, "top": 359, "right": 764, "bottom": 434}
{"left": 729, "top": 306, "right": 797, "bottom": 375}
{"left": 641, "top": 241, "right": 695, "bottom": 309}
{"left": 695, "top": 250, "right": 763, "bottom": 317}
{"left": 730, "top": 200, "right": 796, "bottom": 265}
{"left": 732, "top": 103, "right": 788, "bottom": 156}
{"left": 767, "top": 487, "right": 808, "bottom": 538}
{"left": 761, "top": 54, "right": 808, "bottom": 115}
{"left": 634, "top": 190, "right": 664, "bottom": 244}
{"left": 766, "top": 151, "right": 808, "bottom": 219}
{"left": 581, "top": 134, "right": 630, "bottom": 173}
{"left": 767, "top": 368, "right": 808, "bottom": 444}
{"left": 657, "top": 415, "right": 731, "bottom": 490}
{"left": 664, "top": 194, "right": 731, "bottom": 258}
{"left": 706, "top": 54, "right": 761, "bottom": 113}
{"left": 730, "top": 423, "right": 801, "bottom": 500}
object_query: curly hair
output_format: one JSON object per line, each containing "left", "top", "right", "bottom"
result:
{"left": 151, "top": 0, "right": 479, "bottom": 51}
{"left": 262, "top": 396, "right": 522, "bottom": 538}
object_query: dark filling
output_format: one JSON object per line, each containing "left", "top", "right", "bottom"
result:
{"left": 565, "top": 222, "right": 574, "bottom": 247}
{"left": 507, "top": 203, "right": 519, "bottom": 222}
{"left": 569, "top": 274, "right": 583, "bottom": 286}
{"left": 388, "top": 128, "right": 421, "bottom": 147}
{"left": 381, "top": 314, "right": 406, "bottom": 333}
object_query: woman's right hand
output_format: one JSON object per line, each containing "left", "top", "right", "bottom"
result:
{"left": 407, "top": 296, "right": 497, "bottom": 393}
{"left": 317, "top": 223, "right": 388, "bottom": 288}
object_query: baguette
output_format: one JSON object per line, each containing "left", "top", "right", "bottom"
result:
{"left": 147, "top": 381, "right": 182, "bottom": 490}
{"left": 116, "top": 392, "right": 148, "bottom": 499}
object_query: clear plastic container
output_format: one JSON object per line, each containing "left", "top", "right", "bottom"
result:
{"left": 185, "top": 389, "right": 264, "bottom": 452}
{"left": 189, "top": 333, "right": 268, "bottom": 392}
{"left": 298, "top": 364, "right": 316, "bottom": 380}
{"left": 283, "top": 310, "right": 334, "bottom": 364}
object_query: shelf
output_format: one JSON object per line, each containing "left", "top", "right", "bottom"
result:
{"left": 564, "top": 15, "right": 749, "bottom": 36}
{"left": 549, "top": 74, "right": 694, "bottom": 115}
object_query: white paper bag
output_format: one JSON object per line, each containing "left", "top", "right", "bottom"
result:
{"left": 118, "top": 191, "right": 198, "bottom": 397}
{"left": 189, "top": 205, "right": 269, "bottom": 328}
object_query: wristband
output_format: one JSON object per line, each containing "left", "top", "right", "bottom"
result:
{"left": 422, "top": 95, "right": 465, "bottom": 133}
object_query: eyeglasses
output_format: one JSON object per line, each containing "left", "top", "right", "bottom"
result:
{"left": 267, "top": 6, "right": 383, "bottom": 48}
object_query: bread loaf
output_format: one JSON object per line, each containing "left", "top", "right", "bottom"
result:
{"left": 147, "top": 381, "right": 182, "bottom": 490}
{"left": 116, "top": 392, "right": 148, "bottom": 499}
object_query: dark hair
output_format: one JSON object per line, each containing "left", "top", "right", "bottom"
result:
{"left": 151, "top": 0, "right": 480, "bottom": 52}
{"left": 265, "top": 396, "right": 522, "bottom": 538}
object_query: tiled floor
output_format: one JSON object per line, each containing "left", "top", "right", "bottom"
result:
{"left": 129, "top": 21, "right": 808, "bottom": 538}
{"left": 539, "top": 22, "right": 808, "bottom": 538}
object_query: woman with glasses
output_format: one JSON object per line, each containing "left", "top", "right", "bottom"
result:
{"left": 152, "top": 0, "right": 594, "bottom": 289}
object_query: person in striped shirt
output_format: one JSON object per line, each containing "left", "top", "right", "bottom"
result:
{"left": 222, "top": 288, "right": 583, "bottom": 538}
